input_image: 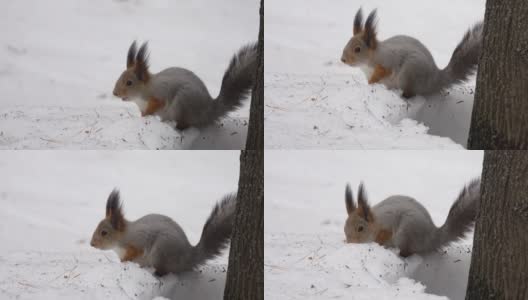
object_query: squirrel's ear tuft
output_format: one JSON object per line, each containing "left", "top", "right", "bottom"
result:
{"left": 363, "top": 9, "right": 378, "bottom": 49}
{"left": 357, "top": 182, "right": 373, "bottom": 222}
{"left": 106, "top": 189, "right": 126, "bottom": 231}
{"left": 345, "top": 183, "right": 356, "bottom": 214}
{"left": 127, "top": 41, "right": 137, "bottom": 69}
{"left": 353, "top": 7, "right": 364, "bottom": 35}
{"left": 135, "top": 42, "right": 151, "bottom": 82}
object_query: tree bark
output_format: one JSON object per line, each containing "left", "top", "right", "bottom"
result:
{"left": 465, "top": 151, "right": 528, "bottom": 300}
{"left": 223, "top": 150, "right": 264, "bottom": 300}
{"left": 467, "top": 1, "right": 528, "bottom": 149}
{"left": 245, "top": 0, "right": 264, "bottom": 150}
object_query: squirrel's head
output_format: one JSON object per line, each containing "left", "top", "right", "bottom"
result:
{"left": 90, "top": 189, "right": 127, "bottom": 250}
{"left": 343, "top": 182, "right": 377, "bottom": 243}
{"left": 113, "top": 41, "right": 151, "bottom": 101}
{"left": 341, "top": 8, "right": 378, "bottom": 66}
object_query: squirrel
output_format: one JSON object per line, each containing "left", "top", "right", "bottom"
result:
{"left": 90, "top": 189, "right": 237, "bottom": 276}
{"left": 112, "top": 41, "right": 258, "bottom": 130}
{"left": 343, "top": 178, "right": 480, "bottom": 257}
{"left": 341, "top": 8, "right": 483, "bottom": 98}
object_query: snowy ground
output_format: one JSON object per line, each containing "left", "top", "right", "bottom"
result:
{"left": 265, "top": 151, "right": 484, "bottom": 299}
{"left": 0, "top": 0, "right": 258, "bottom": 150}
{"left": 265, "top": 0, "right": 485, "bottom": 149}
{"left": 0, "top": 151, "right": 240, "bottom": 299}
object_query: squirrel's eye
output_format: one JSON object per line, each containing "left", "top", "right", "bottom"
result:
{"left": 357, "top": 226, "right": 364, "bottom": 232}
{"left": 354, "top": 47, "right": 361, "bottom": 53}
{"left": 101, "top": 230, "right": 108, "bottom": 236}
{"left": 126, "top": 80, "right": 132, "bottom": 86}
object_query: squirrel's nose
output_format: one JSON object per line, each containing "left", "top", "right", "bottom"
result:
{"left": 113, "top": 91, "right": 118, "bottom": 97}
{"left": 341, "top": 57, "right": 346, "bottom": 63}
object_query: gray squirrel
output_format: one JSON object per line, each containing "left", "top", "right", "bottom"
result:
{"left": 90, "top": 190, "right": 236, "bottom": 276}
{"left": 343, "top": 178, "right": 480, "bottom": 257}
{"left": 341, "top": 8, "right": 483, "bottom": 98}
{"left": 113, "top": 41, "right": 258, "bottom": 130}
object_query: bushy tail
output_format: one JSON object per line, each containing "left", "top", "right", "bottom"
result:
{"left": 429, "top": 178, "right": 481, "bottom": 251}
{"left": 190, "top": 193, "right": 237, "bottom": 268}
{"left": 436, "top": 22, "right": 483, "bottom": 91}
{"left": 206, "top": 42, "right": 258, "bottom": 125}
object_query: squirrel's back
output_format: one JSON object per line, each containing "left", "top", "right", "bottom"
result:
{"left": 373, "top": 196, "right": 438, "bottom": 253}
{"left": 373, "top": 195, "right": 435, "bottom": 228}
{"left": 374, "top": 36, "right": 442, "bottom": 94}
{"left": 376, "top": 36, "right": 437, "bottom": 69}
{"left": 125, "top": 214, "right": 190, "bottom": 245}
{"left": 147, "top": 67, "right": 213, "bottom": 125}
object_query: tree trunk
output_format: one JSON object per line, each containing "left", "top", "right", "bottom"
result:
{"left": 245, "top": 0, "right": 264, "bottom": 150}
{"left": 467, "top": 1, "right": 528, "bottom": 149}
{"left": 465, "top": 151, "right": 528, "bottom": 300}
{"left": 223, "top": 150, "right": 264, "bottom": 300}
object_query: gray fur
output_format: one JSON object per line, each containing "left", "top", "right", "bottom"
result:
{"left": 371, "top": 178, "right": 480, "bottom": 255}
{"left": 151, "top": 43, "right": 258, "bottom": 128}
{"left": 119, "top": 214, "right": 193, "bottom": 273}
{"left": 367, "top": 22, "right": 483, "bottom": 96}
{"left": 373, "top": 196, "right": 438, "bottom": 254}
{"left": 116, "top": 192, "right": 237, "bottom": 275}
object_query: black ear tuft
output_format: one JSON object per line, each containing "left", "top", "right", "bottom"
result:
{"left": 357, "top": 182, "right": 372, "bottom": 221}
{"left": 353, "top": 7, "right": 364, "bottom": 35}
{"left": 135, "top": 42, "right": 151, "bottom": 82}
{"left": 127, "top": 41, "right": 137, "bottom": 69}
{"left": 364, "top": 9, "right": 378, "bottom": 48}
{"left": 345, "top": 183, "right": 356, "bottom": 214}
{"left": 106, "top": 189, "right": 125, "bottom": 231}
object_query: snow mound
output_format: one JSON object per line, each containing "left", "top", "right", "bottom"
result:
{"left": 265, "top": 72, "right": 466, "bottom": 149}
{"left": 0, "top": 105, "right": 248, "bottom": 149}
{"left": 0, "top": 250, "right": 228, "bottom": 300}
{"left": 265, "top": 233, "right": 473, "bottom": 300}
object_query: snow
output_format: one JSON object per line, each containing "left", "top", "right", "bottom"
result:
{"left": 0, "top": 0, "right": 258, "bottom": 149}
{"left": 264, "top": 0, "right": 485, "bottom": 149}
{"left": 0, "top": 151, "right": 240, "bottom": 299}
{"left": 265, "top": 151, "right": 484, "bottom": 299}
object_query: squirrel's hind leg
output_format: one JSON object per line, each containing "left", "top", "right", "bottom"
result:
{"left": 401, "top": 89, "right": 416, "bottom": 99}
{"left": 176, "top": 122, "right": 189, "bottom": 130}
{"left": 399, "top": 249, "right": 414, "bottom": 258}
{"left": 154, "top": 269, "right": 168, "bottom": 277}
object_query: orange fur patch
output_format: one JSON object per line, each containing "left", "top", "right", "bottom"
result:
{"left": 121, "top": 245, "right": 143, "bottom": 262}
{"left": 142, "top": 97, "right": 165, "bottom": 116}
{"left": 368, "top": 64, "right": 392, "bottom": 84}
{"left": 374, "top": 228, "right": 393, "bottom": 246}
